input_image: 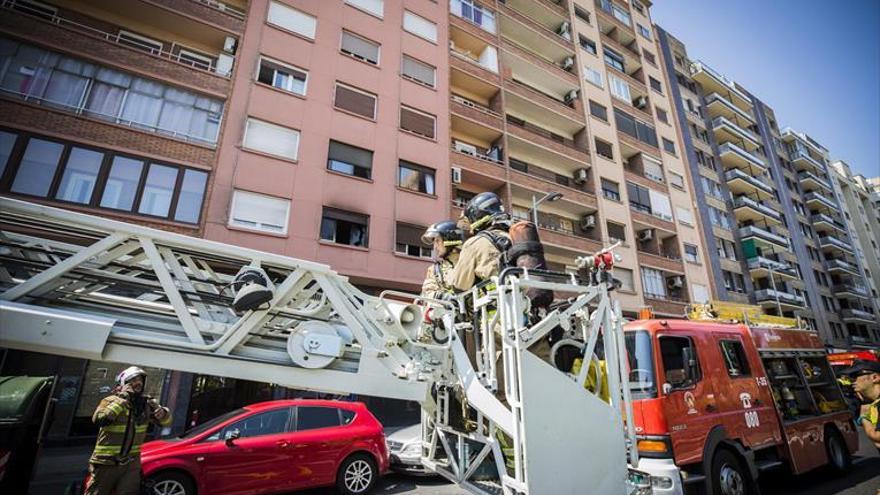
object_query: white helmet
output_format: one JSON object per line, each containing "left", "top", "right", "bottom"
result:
{"left": 117, "top": 366, "right": 146, "bottom": 387}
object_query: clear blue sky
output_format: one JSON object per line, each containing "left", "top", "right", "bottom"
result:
{"left": 652, "top": 0, "right": 880, "bottom": 178}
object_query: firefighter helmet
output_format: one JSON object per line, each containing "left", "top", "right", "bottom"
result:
{"left": 421, "top": 220, "right": 465, "bottom": 247}
{"left": 462, "top": 192, "right": 505, "bottom": 232}
{"left": 117, "top": 366, "right": 147, "bottom": 387}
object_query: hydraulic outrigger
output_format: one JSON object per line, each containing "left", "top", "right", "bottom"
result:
{"left": 0, "top": 197, "right": 651, "bottom": 495}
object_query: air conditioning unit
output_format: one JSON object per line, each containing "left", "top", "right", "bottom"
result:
{"left": 633, "top": 95, "right": 648, "bottom": 109}
{"left": 556, "top": 22, "right": 571, "bottom": 40}
{"left": 573, "top": 167, "right": 590, "bottom": 184}
{"left": 454, "top": 141, "right": 477, "bottom": 155}
{"left": 562, "top": 57, "right": 575, "bottom": 72}
{"left": 215, "top": 53, "right": 234, "bottom": 77}
{"left": 223, "top": 36, "right": 237, "bottom": 54}
{"left": 451, "top": 167, "right": 462, "bottom": 184}
{"left": 580, "top": 214, "right": 596, "bottom": 230}
{"left": 638, "top": 229, "right": 653, "bottom": 242}
{"left": 667, "top": 276, "right": 684, "bottom": 289}
{"left": 564, "top": 89, "right": 579, "bottom": 104}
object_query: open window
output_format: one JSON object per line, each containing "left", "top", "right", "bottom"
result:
{"left": 719, "top": 340, "right": 751, "bottom": 378}
{"left": 659, "top": 335, "right": 701, "bottom": 390}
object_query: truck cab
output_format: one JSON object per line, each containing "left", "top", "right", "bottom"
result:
{"left": 625, "top": 319, "right": 858, "bottom": 495}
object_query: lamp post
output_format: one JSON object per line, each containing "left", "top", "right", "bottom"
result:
{"left": 531, "top": 191, "right": 563, "bottom": 226}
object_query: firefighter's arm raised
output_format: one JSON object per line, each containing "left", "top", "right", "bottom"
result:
{"left": 92, "top": 396, "right": 126, "bottom": 427}
{"left": 148, "top": 397, "right": 173, "bottom": 427}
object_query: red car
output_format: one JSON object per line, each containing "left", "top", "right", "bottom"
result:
{"left": 140, "top": 399, "right": 388, "bottom": 495}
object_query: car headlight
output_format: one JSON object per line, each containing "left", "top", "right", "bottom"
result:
{"left": 626, "top": 468, "right": 653, "bottom": 495}
{"left": 402, "top": 442, "right": 421, "bottom": 456}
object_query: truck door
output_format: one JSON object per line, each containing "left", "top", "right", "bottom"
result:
{"left": 713, "top": 335, "right": 779, "bottom": 449}
{"left": 657, "top": 334, "right": 717, "bottom": 466}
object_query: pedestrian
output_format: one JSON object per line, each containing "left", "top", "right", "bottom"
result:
{"left": 420, "top": 220, "right": 465, "bottom": 299}
{"left": 84, "top": 366, "right": 172, "bottom": 495}
{"left": 843, "top": 360, "right": 880, "bottom": 451}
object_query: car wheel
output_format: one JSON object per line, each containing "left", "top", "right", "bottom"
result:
{"left": 336, "top": 453, "right": 378, "bottom": 495}
{"left": 710, "top": 448, "right": 756, "bottom": 495}
{"left": 825, "top": 428, "right": 851, "bottom": 474}
{"left": 147, "top": 471, "right": 196, "bottom": 495}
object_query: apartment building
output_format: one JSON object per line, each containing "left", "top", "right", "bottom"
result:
{"left": 828, "top": 160, "right": 880, "bottom": 345}
{"left": 655, "top": 27, "right": 880, "bottom": 348}
{"left": 448, "top": 0, "right": 713, "bottom": 318}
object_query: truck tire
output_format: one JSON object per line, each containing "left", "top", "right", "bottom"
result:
{"left": 825, "top": 428, "right": 851, "bottom": 474}
{"left": 710, "top": 448, "right": 757, "bottom": 495}
{"left": 336, "top": 453, "right": 378, "bottom": 495}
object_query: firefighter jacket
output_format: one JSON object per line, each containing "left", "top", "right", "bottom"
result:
{"left": 421, "top": 253, "right": 458, "bottom": 299}
{"left": 450, "top": 228, "right": 510, "bottom": 292}
{"left": 90, "top": 393, "right": 172, "bottom": 465}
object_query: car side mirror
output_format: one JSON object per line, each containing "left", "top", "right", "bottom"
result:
{"left": 225, "top": 429, "right": 240, "bottom": 446}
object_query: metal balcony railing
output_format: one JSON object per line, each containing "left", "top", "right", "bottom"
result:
{"left": 747, "top": 257, "right": 798, "bottom": 277}
{"left": 739, "top": 225, "right": 789, "bottom": 248}
{"left": 754, "top": 289, "right": 805, "bottom": 306}
{"left": 819, "top": 236, "right": 854, "bottom": 253}
{"left": 733, "top": 196, "right": 782, "bottom": 221}
{"left": 718, "top": 142, "right": 766, "bottom": 169}
{"left": 724, "top": 168, "right": 774, "bottom": 195}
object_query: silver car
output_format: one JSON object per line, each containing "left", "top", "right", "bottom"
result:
{"left": 385, "top": 424, "right": 433, "bottom": 476}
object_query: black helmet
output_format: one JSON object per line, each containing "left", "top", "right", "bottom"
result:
{"left": 462, "top": 192, "right": 505, "bottom": 231}
{"left": 422, "top": 220, "right": 464, "bottom": 247}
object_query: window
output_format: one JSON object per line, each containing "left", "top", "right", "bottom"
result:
{"left": 327, "top": 140, "right": 372, "bottom": 179}
{"left": 595, "top": 138, "right": 614, "bottom": 160}
{"left": 642, "top": 155, "right": 664, "bottom": 183}
{"left": 174, "top": 169, "right": 209, "bottom": 224}
{"left": 138, "top": 164, "right": 178, "bottom": 217}
{"left": 10, "top": 138, "right": 64, "bottom": 197}
{"left": 401, "top": 55, "right": 436, "bottom": 87}
{"left": 578, "top": 35, "right": 596, "bottom": 55}
{"left": 669, "top": 171, "right": 685, "bottom": 190}
{"left": 684, "top": 244, "right": 699, "bottom": 263}
{"left": 603, "top": 48, "right": 625, "bottom": 72}
{"left": 613, "top": 267, "right": 635, "bottom": 292}
{"left": 341, "top": 31, "right": 380, "bottom": 65}
{"left": 638, "top": 24, "right": 651, "bottom": 40}
{"left": 321, "top": 207, "right": 369, "bottom": 247}
{"left": 334, "top": 83, "right": 377, "bottom": 119}
{"left": 296, "top": 406, "right": 341, "bottom": 431}
{"left": 676, "top": 206, "right": 693, "bottom": 226}
{"left": 345, "top": 0, "right": 384, "bottom": 17}
{"left": 396, "top": 223, "right": 431, "bottom": 258}
{"left": 719, "top": 341, "right": 751, "bottom": 377}
{"left": 642, "top": 49, "right": 656, "bottom": 66}
{"left": 641, "top": 267, "right": 666, "bottom": 298}
{"left": 601, "top": 178, "right": 620, "bottom": 201}
{"left": 400, "top": 106, "right": 436, "bottom": 139}
{"left": 398, "top": 160, "right": 435, "bottom": 195}
{"left": 229, "top": 190, "right": 290, "bottom": 234}
{"left": 267, "top": 1, "right": 316, "bottom": 39}
{"left": 0, "top": 131, "right": 16, "bottom": 178}
{"left": 655, "top": 107, "right": 668, "bottom": 124}
{"left": 589, "top": 100, "right": 607, "bottom": 121}
{"left": 649, "top": 76, "right": 663, "bottom": 94}
{"left": 217, "top": 408, "right": 292, "bottom": 440}
{"left": 55, "top": 147, "right": 103, "bottom": 204}
{"left": 614, "top": 108, "right": 657, "bottom": 148}
{"left": 403, "top": 11, "right": 437, "bottom": 43}
{"left": 584, "top": 66, "right": 603, "bottom": 88}
{"left": 692, "top": 284, "right": 709, "bottom": 304}
{"left": 662, "top": 138, "right": 676, "bottom": 155}
{"left": 659, "top": 336, "right": 701, "bottom": 387}
{"left": 607, "top": 221, "right": 626, "bottom": 243}
{"left": 608, "top": 73, "right": 631, "bottom": 102}
{"left": 117, "top": 30, "right": 163, "bottom": 55}
{"left": 632, "top": 0, "right": 645, "bottom": 14}
{"left": 574, "top": 5, "right": 591, "bottom": 23}
{"left": 257, "top": 57, "right": 307, "bottom": 96}
{"left": 243, "top": 118, "right": 300, "bottom": 160}
{"left": 451, "top": 0, "right": 496, "bottom": 33}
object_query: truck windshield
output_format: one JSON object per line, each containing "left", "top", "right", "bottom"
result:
{"left": 625, "top": 330, "right": 656, "bottom": 399}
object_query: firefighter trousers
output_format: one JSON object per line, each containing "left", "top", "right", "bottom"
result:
{"left": 84, "top": 459, "right": 141, "bottom": 495}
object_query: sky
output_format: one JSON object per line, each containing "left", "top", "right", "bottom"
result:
{"left": 651, "top": 0, "right": 880, "bottom": 178}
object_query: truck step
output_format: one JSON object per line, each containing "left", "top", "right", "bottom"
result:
{"left": 755, "top": 459, "right": 784, "bottom": 471}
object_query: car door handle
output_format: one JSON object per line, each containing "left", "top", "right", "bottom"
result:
{"left": 276, "top": 440, "right": 290, "bottom": 448}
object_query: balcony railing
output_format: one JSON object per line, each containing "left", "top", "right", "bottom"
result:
{"left": 724, "top": 168, "right": 774, "bottom": 195}
{"left": 512, "top": 210, "right": 599, "bottom": 242}
{"left": 450, "top": 0, "right": 497, "bottom": 34}
{"left": 597, "top": 0, "right": 631, "bottom": 27}
{"left": 841, "top": 309, "right": 877, "bottom": 322}
{"left": 689, "top": 60, "right": 751, "bottom": 103}
{"left": 506, "top": 115, "right": 587, "bottom": 153}
{"left": 797, "top": 171, "right": 832, "bottom": 191}
{"left": 789, "top": 149, "right": 824, "bottom": 171}
{"left": 194, "top": 0, "right": 247, "bottom": 19}
{"left": 804, "top": 191, "right": 838, "bottom": 210}
{"left": 833, "top": 283, "right": 870, "bottom": 298}
{"left": 747, "top": 257, "right": 798, "bottom": 278}
{"left": 711, "top": 116, "right": 759, "bottom": 146}
{"left": 509, "top": 158, "right": 592, "bottom": 193}
{"left": 755, "top": 289, "right": 805, "bottom": 307}
{"left": 705, "top": 92, "right": 754, "bottom": 123}
{"left": 819, "top": 236, "right": 854, "bottom": 253}
{"left": 1, "top": 0, "right": 233, "bottom": 77}
{"left": 451, "top": 141, "right": 504, "bottom": 165}
{"left": 811, "top": 213, "right": 846, "bottom": 231}
{"left": 733, "top": 196, "right": 782, "bottom": 221}
{"left": 739, "top": 225, "right": 789, "bottom": 248}
{"left": 450, "top": 47, "right": 499, "bottom": 74}
{"left": 718, "top": 142, "right": 766, "bottom": 169}
{"left": 824, "top": 258, "right": 859, "bottom": 274}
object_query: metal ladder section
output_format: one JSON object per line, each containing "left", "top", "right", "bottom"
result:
{"left": 0, "top": 198, "right": 638, "bottom": 495}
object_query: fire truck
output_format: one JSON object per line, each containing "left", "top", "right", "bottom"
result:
{"left": 628, "top": 302, "right": 859, "bottom": 495}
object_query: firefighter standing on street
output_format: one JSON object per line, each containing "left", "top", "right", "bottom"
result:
{"left": 84, "top": 366, "right": 172, "bottom": 495}
{"left": 845, "top": 360, "right": 880, "bottom": 452}
{"left": 420, "top": 220, "right": 465, "bottom": 299}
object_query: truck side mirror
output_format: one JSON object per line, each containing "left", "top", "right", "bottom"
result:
{"left": 225, "top": 428, "right": 241, "bottom": 446}
{"left": 682, "top": 347, "right": 696, "bottom": 382}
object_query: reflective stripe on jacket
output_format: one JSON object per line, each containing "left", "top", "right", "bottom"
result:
{"left": 90, "top": 394, "right": 171, "bottom": 465}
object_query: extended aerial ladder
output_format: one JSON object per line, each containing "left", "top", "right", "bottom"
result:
{"left": 0, "top": 197, "right": 650, "bottom": 495}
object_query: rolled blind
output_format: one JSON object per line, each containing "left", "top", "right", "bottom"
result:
{"left": 335, "top": 85, "right": 376, "bottom": 119}
{"left": 396, "top": 223, "right": 425, "bottom": 246}
{"left": 403, "top": 11, "right": 437, "bottom": 42}
{"left": 402, "top": 55, "right": 435, "bottom": 87}
{"left": 243, "top": 118, "right": 299, "bottom": 159}
{"left": 268, "top": 1, "right": 316, "bottom": 39}
{"left": 341, "top": 31, "right": 379, "bottom": 64}
{"left": 400, "top": 107, "right": 435, "bottom": 138}
{"left": 323, "top": 207, "right": 368, "bottom": 225}
{"left": 329, "top": 141, "right": 372, "bottom": 169}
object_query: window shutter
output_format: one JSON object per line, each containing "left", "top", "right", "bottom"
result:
{"left": 400, "top": 107, "right": 435, "bottom": 138}
{"left": 402, "top": 55, "right": 435, "bottom": 87}
{"left": 396, "top": 223, "right": 424, "bottom": 246}
{"left": 403, "top": 11, "right": 437, "bottom": 42}
{"left": 243, "top": 118, "right": 300, "bottom": 159}
{"left": 267, "top": 1, "right": 316, "bottom": 39}
{"left": 328, "top": 141, "right": 372, "bottom": 170}
{"left": 323, "top": 207, "right": 368, "bottom": 225}
{"left": 341, "top": 31, "right": 379, "bottom": 64}
{"left": 335, "top": 85, "right": 376, "bottom": 119}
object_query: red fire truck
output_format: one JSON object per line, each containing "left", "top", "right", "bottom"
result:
{"left": 626, "top": 318, "right": 858, "bottom": 495}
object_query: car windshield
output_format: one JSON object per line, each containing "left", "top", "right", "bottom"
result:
{"left": 625, "top": 330, "right": 657, "bottom": 399}
{"left": 178, "top": 408, "right": 246, "bottom": 439}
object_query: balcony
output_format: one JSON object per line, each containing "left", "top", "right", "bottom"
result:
{"left": 595, "top": 0, "right": 635, "bottom": 40}
{"left": 511, "top": 202, "right": 603, "bottom": 253}
{"left": 824, "top": 258, "right": 860, "bottom": 275}
{"left": 797, "top": 171, "right": 833, "bottom": 193}
{"left": 705, "top": 92, "right": 755, "bottom": 125}
{"left": 789, "top": 150, "right": 825, "bottom": 174}
{"left": 505, "top": 115, "right": 590, "bottom": 161}
{"left": 500, "top": 39, "right": 578, "bottom": 86}
{"left": 689, "top": 60, "right": 752, "bottom": 111}
{"left": 450, "top": 25, "right": 500, "bottom": 77}
{"left": 644, "top": 296, "right": 689, "bottom": 318}
{"left": 498, "top": 1, "right": 575, "bottom": 53}
{"left": 833, "top": 283, "right": 870, "bottom": 299}
{"left": 450, "top": 0, "right": 497, "bottom": 36}
{"left": 841, "top": 309, "right": 877, "bottom": 324}
{"left": 508, "top": 157, "right": 597, "bottom": 207}
{"left": 451, "top": 94, "right": 504, "bottom": 130}
{"left": 718, "top": 142, "right": 766, "bottom": 173}
{"left": 811, "top": 213, "right": 847, "bottom": 235}
{"left": 637, "top": 249, "right": 685, "bottom": 275}
{"left": 739, "top": 225, "right": 789, "bottom": 249}
{"left": 755, "top": 289, "right": 806, "bottom": 309}
{"left": 711, "top": 116, "right": 761, "bottom": 152}
{"left": 504, "top": 78, "right": 584, "bottom": 128}
{"left": 804, "top": 191, "right": 838, "bottom": 211}
{"left": 724, "top": 168, "right": 774, "bottom": 200}
{"left": 819, "top": 236, "right": 855, "bottom": 254}
{"left": 502, "top": 0, "right": 569, "bottom": 22}
{"left": 733, "top": 195, "right": 782, "bottom": 225}
{"left": 747, "top": 257, "right": 799, "bottom": 280}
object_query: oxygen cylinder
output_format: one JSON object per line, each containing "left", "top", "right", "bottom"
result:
{"left": 507, "top": 221, "right": 554, "bottom": 318}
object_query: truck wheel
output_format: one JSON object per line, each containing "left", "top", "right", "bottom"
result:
{"left": 336, "top": 453, "right": 378, "bottom": 495}
{"left": 825, "top": 428, "right": 851, "bottom": 474}
{"left": 710, "top": 449, "right": 756, "bottom": 495}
